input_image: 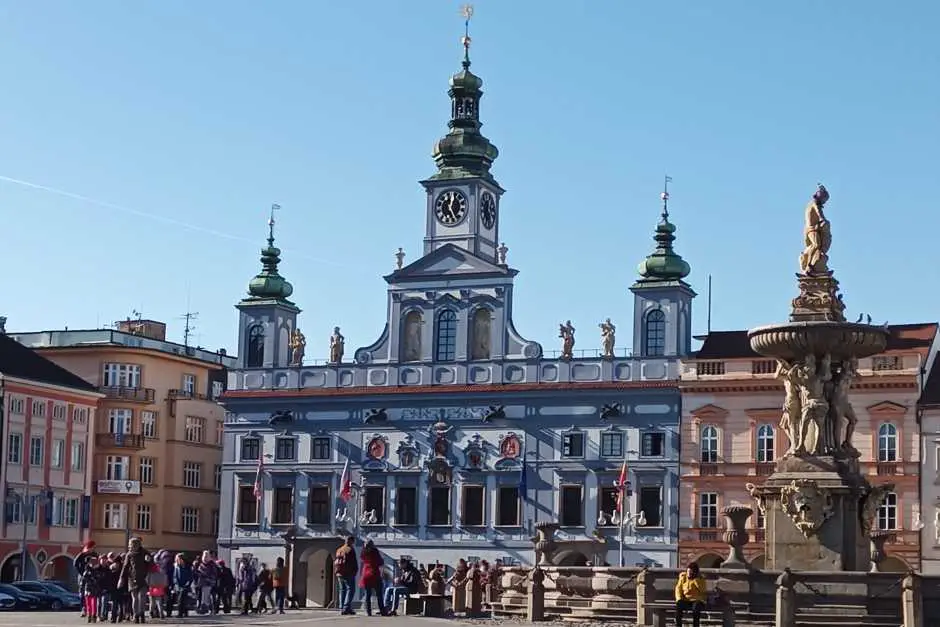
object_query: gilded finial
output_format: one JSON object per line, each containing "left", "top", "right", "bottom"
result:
{"left": 268, "top": 203, "right": 281, "bottom": 245}
{"left": 661, "top": 175, "right": 673, "bottom": 220}
{"left": 461, "top": 4, "right": 474, "bottom": 68}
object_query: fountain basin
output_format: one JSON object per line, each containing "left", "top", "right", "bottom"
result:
{"left": 748, "top": 321, "right": 888, "bottom": 362}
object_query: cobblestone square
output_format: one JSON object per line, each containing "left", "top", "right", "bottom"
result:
{"left": 0, "top": 611, "right": 476, "bottom": 627}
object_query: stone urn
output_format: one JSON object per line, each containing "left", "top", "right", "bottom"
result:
{"left": 533, "top": 522, "right": 560, "bottom": 566}
{"left": 869, "top": 530, "right": 894, "bottom": 572}
{"left": 720, "top": 505, "right": 753, "bottom": 568}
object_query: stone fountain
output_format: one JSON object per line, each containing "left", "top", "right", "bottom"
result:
{"left": 746, "top": 184, "right": 893, "bottom": 571}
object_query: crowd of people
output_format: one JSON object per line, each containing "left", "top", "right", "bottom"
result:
{"left": 73, "top": 539, "right": 289, "bottom": 623}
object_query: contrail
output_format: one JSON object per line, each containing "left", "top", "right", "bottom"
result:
{"left": 0, "top": 174, "right": 351, "bottom": 268}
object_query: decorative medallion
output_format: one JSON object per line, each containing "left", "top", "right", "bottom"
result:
{"left": 463, "top": 434, "right": 486, "bottom": 470}
{"left": 498, "top": 432, "right": 521, "bottom": 459}
{"left": 396, "top": 435, "right": 420, "bottom": 470}
{"left": 780, "top": 478, "right": 835, "bottom": 538}
{"left": 860, "top": 483, "right": 895, "bottom": 536}
{"left": 363, "top": 434, "right": 389, "bottom": 471}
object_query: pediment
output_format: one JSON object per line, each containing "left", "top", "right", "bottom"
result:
{"left": 689, "top": 403, "right": 729, "bottom": 419}
{"left": 384, "top": 244, "right": 514, "bottom": 283}
{"left": 866, "top": 400, "right": 908, "bottom": 415}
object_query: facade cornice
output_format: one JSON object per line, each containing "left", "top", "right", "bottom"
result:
{"left": 35, "top": 345, "right": 230, "bottom": 371}
{"left": 2, "top": 375, "right": 104, "bottom": 400}
{"left": 681, "top": 378, "right": 918, "bottom": 395}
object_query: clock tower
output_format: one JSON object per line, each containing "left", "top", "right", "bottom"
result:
{"left": 421, "top": 21, "right": 502, "bottom": 263}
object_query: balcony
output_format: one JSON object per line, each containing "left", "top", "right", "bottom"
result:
{"left": 755, "top": 463, "right": 775, "bottom": 476}
{"left": 96, "top": 433, "right": 146, "bottom": 450}
{"left": 99, "top": 386, "right": 154, "bottom": 403}
{"left": 753, "top": 530, "right": 766, "bottom": 543}
{"left": 698, "top": 531, "right": 719, "bottom": 542}
{"left": 698, "top": 463, "right": 719, "bottom": 476}
{"left": 876, "top": 463, "right": 902, "bottom": 476}
{"left": 168, "top": 389, "right": 210, "bottom": 401}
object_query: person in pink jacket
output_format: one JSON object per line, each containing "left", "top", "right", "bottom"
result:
{"left": 358, "top": 540, "right": 387, "bottom": 616}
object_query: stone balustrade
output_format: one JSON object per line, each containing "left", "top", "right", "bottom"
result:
{"left": 490, "top": 565, "right": 929, "bottom": 626}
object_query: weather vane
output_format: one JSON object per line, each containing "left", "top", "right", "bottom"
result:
{"left": 461, "top": 4, "right": 474, "bottom": 66}
{"left": 661, "top": 175, "right": 673, "bottom": 218}
{"left": 268, "top": 203, "right": 281, "bottom": 241}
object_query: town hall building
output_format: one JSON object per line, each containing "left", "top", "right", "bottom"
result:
{"left": 216, "top": 30, "right": 696, "bottom": 608}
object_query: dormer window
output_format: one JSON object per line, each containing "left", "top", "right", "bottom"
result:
{"left": 645, "top": 310, "right": 666, "bottom": 357}
{"left": 435, "top": 310, "right": 458, "bottom": 362}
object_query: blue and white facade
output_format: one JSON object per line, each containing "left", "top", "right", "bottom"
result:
{"left": 217, "top": 43, "right": 695, "bottom": 607}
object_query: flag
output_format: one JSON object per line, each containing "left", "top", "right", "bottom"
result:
{"left": 253, "top": 456, "right": 264, "bottom": 499}
{"left": 616, "top": 458, "right": 628, "bottom": 514}
{"left": 339, "top": 458, "right": 352, "bottom": 503}
{"left": 519, "top": 457, "right": 528, "bottom": 502}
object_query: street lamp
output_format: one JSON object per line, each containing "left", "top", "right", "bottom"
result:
{"left": 5, "top": 486, "right": 51, "bottom": 581}
{"left": 596, "top": 478, "right": 647, "bottom": 567}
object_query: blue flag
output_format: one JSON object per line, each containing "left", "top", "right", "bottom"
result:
{"left": 519, "top": 457, "right": 528, "bottom": 502}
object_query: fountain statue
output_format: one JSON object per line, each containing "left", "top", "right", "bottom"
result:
{"left": 747, "top": 185, "right": 889, "bottom": 571}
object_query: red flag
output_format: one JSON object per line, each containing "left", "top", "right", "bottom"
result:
{"left": 616, "top": 459, "right": 628, "bottom": 514}
{"left": 339, "top": 459, "right": 351, "bottom": 503}
{"left": 253, "top": 456, "right": 264, "bottom": 499}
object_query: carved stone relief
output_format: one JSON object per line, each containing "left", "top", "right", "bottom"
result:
{"left": 780, "top": 479, "right": 834, "bottom": 537}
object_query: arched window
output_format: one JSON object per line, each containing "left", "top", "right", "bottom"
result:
{"left": 246, "top": 324, "right": 264, "bottom": 368}
{"left": 435, "top": 310, "right": 458, "bottom": 362}
{"left": 645, "top": 310, "right": 666, "bottom": 357}
{"left": 756, "top": 424, "right": 775, "bottom": 463}
{"left": 878, "top": 492, "right": 898, "bottom": 530}
{"left": 878, "top": 423, "right": 898, "bottom": 462}
{"left": 700, "top": 426, "right": 719, "bottom": 463}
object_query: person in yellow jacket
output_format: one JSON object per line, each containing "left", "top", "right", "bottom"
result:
{"left": 674, "top": 562, "right": 707, "bottom": 627}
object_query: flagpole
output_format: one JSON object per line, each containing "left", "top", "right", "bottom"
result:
{"left": 618, "top": 435, "right": 629, "bottom": 568}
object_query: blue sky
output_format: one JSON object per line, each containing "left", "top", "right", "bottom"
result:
{"left": 1, "top": 1, "right": 937, "bottom": 357}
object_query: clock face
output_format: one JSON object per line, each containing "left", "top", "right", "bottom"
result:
{"left": 435, "top": 190, "right": 467, "bottom": 226}
{"left": 480, "top": 192, "right": 497, "bottom": 229}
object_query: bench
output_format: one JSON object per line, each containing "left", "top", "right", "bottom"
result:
{"left": 415, "top": 594, "right": 446, "bottom": 618}
{"left": 646, "top": 600, "right": 735, "bottom": 627}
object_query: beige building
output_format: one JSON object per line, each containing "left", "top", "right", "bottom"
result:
{"left": 12, "top": 319, "right": 235, "bottom": 554}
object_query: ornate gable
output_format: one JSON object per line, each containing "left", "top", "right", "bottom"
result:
{"left": 866, "top": 400, "right": 908, "bottom": 416}
{"left": 385, "top": 244, "right": 515, "bottom": 284}
{"left": 690, "top": 404, "right": 729, "bottom": 420}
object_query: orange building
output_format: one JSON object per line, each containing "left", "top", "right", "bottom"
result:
{"left": 12, "top": 319, "right": 235, "bottom": 554}
{"left": 678, "top": 324, "right": 937, "bottom": 572}
{"left": 0, "top": 332, "right": 101, "bottom": 583}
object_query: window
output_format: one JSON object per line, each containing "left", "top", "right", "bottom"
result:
{"left": 64, "top": 498, "right": 79, "bottom": 527}
{"left": 181, "top": 506, "right": 200, "bottom": 534}
{"left": 31, "top": 400, "right": 46, "bottom": 418}
{"left": 9, "top": 397, "right": 24, "bottom": 415}
{"left": 212, "top": 509, "right": 220, "bottom": 536}
{"left": 700, "top": 426, "right": 719, "bottom": 463}
{"left": 51, "top": 496, "right": 65, "bottom": 526}
{"left": 215, "top": 421, "right": 223, "bottom": 446}
{"left": 435, "top": 310, "right": 458, "bottom": 361}
{"left": 699, "top": 492, "right": 718, "bottom": 528}
{"left": 639, "top": 485, "right": 662, "bottom": 527}
{"left": 273, "top": 486, "right": 294, "bottom": 525}
{"left": 246, "top": 324, "right": 265, "bottom": 368}
{"left": 7, "top": 433, "right": 22, "bottom": 464}
{"left": 362, "top": 486, "right": 385, "bottom": 525}
{"left": 756, "top": 424, "right": 775, "bottom": 462}
{"left": 237, "top": 486, "right": 258, "bottom": 524}
{"left": 598, "top": 487, "right": 619, "bottom": 525}
{"left": 52, "top": 404, "right": 67, "bottom": 421}
{"left": 102, "top": 363, "right": 142, "bottom": 388}
{"left": 562, "top": 432, "right": 584, "bottom": 458}
{"left": 756, "top": 510, "right": 765, "bottom": 529}
{"left": 308, "top": 486, "right": 331, "bottom": 525}
{"left": 108, "top": 409, "right": 132, "bottom": 435}
{"left": 51, "top": 439, "right": 65, "bottom": 469}
{"left": 878, "top": 423, "right": 898, "bottom": 462}
{"left": 29, "top": 436, "right": 44, "bottom": 466}
{"left": 141, "top": 411, "right": 157, "bottom": 439}
{"left": 560, "top": 485, "right": 584, "bottom": 527}
{"left": 136, "top": 505, "right": 152, "bottom": 531}
{"left": 106, "top": 456, "right": 130, "bottom": 480}
{"left": 212, "top": 380, "right": 224, "bottom": 400}
{"left": 641, "top": 432, "right": 665, "bottom": 457}
{"left": 878, "top": 492, "right": 898, "bottom": 530}
{"left": 182, "top": 374, "right": 196, "bottom": 395}
{"left": 241, "top": 437, "right": 261, "bottom": 461}
{"left": 183, "top": 462, "right": 202, "bottom": 488}
{"left": 600, "top": 432, "right": 623, "bottom": 458}
{"left": 184, "top": 416, "right": 205, "bottom": 443}
{"left": 496, "top": 487, "right": 520, "bottom": 527}
{"left": 214, "top": 465, "right": 222, "bottom": 491}
{"left": 104, "top": 503, "right": 127, "bottom": 530}
{"left": 311, "top": 437, "right": 331, "bottom": 461}
{"left": 396, "top": 487, "right": 417, "bottom": 525}
{"left": 72, "top": 407, "right": 89, "bottom": 424}
{"left": 429, "top": 487, "right": 451, "bottom": 526}
{"left": 644, "top": 309, "right": 666, "bottom": 357}
{"left": 275, "top": 437, "right": 296, "bottom": 461}
{"left": 71, "top": 442, "right": 85, "bottom": 471}
{"left": 139, "top": 458, "right": 155, "bottom": 485}
{"left": 461, "top": 485, "right": 485, "bottom": 526}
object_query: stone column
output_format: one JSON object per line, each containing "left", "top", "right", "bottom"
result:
{"left": 868, "top": 530, "right": 893, "bottom": 572}
{"left": 527, "top": 567, "right": 545, "bottom": 622}
{"left": 720, "top": 505, "right": 753, "bottom": 569}
{"left": 902, "top": 572, "right": 923, "bottom": 627}
{"left": 775, "top": 569, "right": 796, "bottom": 627}
{"left": 635, "top": 569, "right": 656, "bottom": 627}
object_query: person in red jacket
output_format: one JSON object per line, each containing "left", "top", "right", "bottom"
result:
{"left": 358, "top": 540, "right": 387, "bottom": 617}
